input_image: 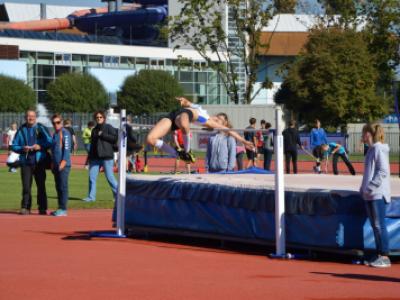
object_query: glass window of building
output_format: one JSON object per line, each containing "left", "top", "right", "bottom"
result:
{"left": 88, "top": 55, "right": 103, "bottom": 67}
{"left": 103, "top": 56, "right": 119, "bottom": 67}
{"left": 37, "top": 52, "right": 54, "bottom": 64}
{"left": 37, "top": 77, "right": 54, "bottom": 90}
{"left": 181, "top": 82, "right": 193, "bottom": 94}
{"left": 120, "top": 56, "right": 134, "bottom": 68}
{"left": 20, "top": 51, "right": 36, "bottom": 64}
{"left": 55, "top": 53, "right": 72, "bottom": 65}
{"left": 180, "top": 71, "right": 193, "bottom": 82}
{"left": 72, "top": 54, "right": 88, "bottom": 67}
{"left": 136, "top": 57, "right": 149, "bottom": 70}
{"left": 55, "top": 65, "right": 71, "bottom": 77}
{"left": 37, "top": 64, "right": 54, "bottom": 77}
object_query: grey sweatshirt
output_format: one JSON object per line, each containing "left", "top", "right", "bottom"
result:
{"left": 360, "top": 142, "right": 391, "bottom": 203}
{"left": 206, "top": 133, "right": 236, "bottom": 172}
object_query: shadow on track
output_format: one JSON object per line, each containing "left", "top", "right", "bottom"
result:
{"left": 311, "top": 271, "right": 400, "bottom": 283}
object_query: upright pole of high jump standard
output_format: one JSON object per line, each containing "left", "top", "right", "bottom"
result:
{"left": 116, "top": 109, "right": 127, "bottom": 237}
{"left": 89, "top": 109, "right": 127, "bottom": 238}
{"left": 273, "top": 107, "right": 286, "bottom": 257}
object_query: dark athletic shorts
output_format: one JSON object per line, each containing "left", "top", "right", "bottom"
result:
{"left": 167, "top": 108, "right": 194, "bottom": 131}
{"left": 246, "top": 149, "right": 256, "bottom": 161}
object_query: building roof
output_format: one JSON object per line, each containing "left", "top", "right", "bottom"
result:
{"left": 262, "top": 14, "right": 320, "bottom": 33}
{"left": 1, "top": 2, "right": 94, "bottom": 22}
{"left": 258, "top": 32, "right": 309, "bottom": 56}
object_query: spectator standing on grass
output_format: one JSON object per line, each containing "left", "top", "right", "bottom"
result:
{"left": 82, "top": 121, "right": 95, "bottom": 169}
{"left": 282, "top": 120, "right": 303, "bottom": 174}
{"left": 360, "top": 123, "right": 391, "bottom": 268}
{"left": 12, "top": 110, "right": 52, "bottom": 215}
{"left": 244, "top": 118, "right": 257, "bottom": 168}
{"left": 50, "top": 114, "right": 71, "bottom": 217}
{"left": 6, "top": 122, "right": 18, "bottom": 172}
{"left": 205, "top": 113, "right": 236, "bottom": 173}
{"left": 321, "top": 142, "right": 355, "bottom": 175}
{"left": 64, "top": 119, "right": 78, "bottom": 155}
{"left": 310, "top": 119, "right": 328, "bottom": 173}
{"left": 83, "top": 110, "right": 118, "bottom": 202}
{"left": 261, "top": 122, "right": 274, "bottom": 171}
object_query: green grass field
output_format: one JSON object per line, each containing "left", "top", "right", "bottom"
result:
{"left": 0, "top": 167, "right": 115, "bottom": 212}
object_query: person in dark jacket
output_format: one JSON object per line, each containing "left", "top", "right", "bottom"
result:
{"left": 50, "top": 114, "right": 71, "bottom": 216}
{"left": 12, "top": 109, "right": 52, "bottom": 215}
{"left": 83, "top": 110, "right": 118, "bottom": 202}
{"left": 282, "top": 120, "right": 303, "bottom": 174}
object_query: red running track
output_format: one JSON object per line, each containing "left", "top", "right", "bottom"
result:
{"left": 0, "top": 209, "right": 399, "bottom": 300}
{"left": 1, "top": 154, "right": 398, "bottom": 175}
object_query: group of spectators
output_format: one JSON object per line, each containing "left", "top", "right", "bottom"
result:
{"left": 8, "top": 109, "right": 119, "bottom": 216}
{"left": 193, "top": 116, "right": 356, "bottom": 175}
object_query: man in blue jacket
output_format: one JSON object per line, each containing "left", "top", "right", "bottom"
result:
{"left": 310, "top": 119, "right": 328, "bottom": 174}
{"left": 50, "top": 114, "right": 72, "bottom": 216}
{"left": 12, "top": 109, "right": 52, "bottom": 215}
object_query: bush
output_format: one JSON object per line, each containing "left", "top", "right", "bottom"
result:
{"left": 0, "top": 75, "right": 36, "bottom": 112}
{"left": 118, "top": 70, "right": 184, "bottom": 114}
{"left": 46, "top": 73, "right": 108, "bottom": 112}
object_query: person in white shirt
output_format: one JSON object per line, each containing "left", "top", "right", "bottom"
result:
{"left": 6, "top": 122, "right": 18, "bottom": 172}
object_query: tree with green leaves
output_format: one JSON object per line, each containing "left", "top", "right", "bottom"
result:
{"left": 118, "top": 70, "right": 183, "bottom": 115}
{"left": 275, "top": 0, "right": 297, "bottom": 13}
{"left": 275, "top": 27, "right": 387, "bottom": 127}
{"left": 46, "top": 73, "right": 108, "bottom": 113}
{"left": 169, "top": 0, "right": 297, "bottom": 104}
{"left": 318, "top": 0, "right": 399, "bottom": 93}
{"left": 0, "top": 75, "right": 36, "bottom": 112}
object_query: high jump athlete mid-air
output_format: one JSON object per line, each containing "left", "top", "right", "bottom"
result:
{"left": 146, "top": 97, "right": 255, "bottom": 163}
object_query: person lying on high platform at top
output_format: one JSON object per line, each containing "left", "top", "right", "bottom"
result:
{"left": 146, "top": 97, "right": 254, "bottom": 163}
{"left": 321, "top": 142, "right": 356, "bottom": 175}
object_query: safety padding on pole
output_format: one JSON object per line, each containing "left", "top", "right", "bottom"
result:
{"left": 271, "top": 107, "right": 286, "bottom": 258}
{"left": 116, "top": 109, "right": 127, "bottom": 237}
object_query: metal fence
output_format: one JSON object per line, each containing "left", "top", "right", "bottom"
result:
{"left": 1, "top": 112, "right": 399, "bottom": 153}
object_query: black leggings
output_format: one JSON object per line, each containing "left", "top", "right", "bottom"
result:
{"left": 285, "top": 150, "right": 298, "bottom": 174}
{"left": 332, "top": 153, "right": 355, "bottom": 175}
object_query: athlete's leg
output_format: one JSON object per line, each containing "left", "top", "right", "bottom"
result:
{"left": 146, "top": 118, "right": 177, "bottom": 157}
{"left": 175, "top": 113, "right": 191, "bottom": 153}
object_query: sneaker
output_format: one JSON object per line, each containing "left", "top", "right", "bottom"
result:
{"left": 19, "top": 208, "right": 30, "bottom": 215}
{"left": 178, "top": 150, "right": 196, "bottom": 163}
{"left": 9, "top": 168, "right": 17, "bottom": 173}
{"left": 186, "top": 150, "right": 196, "bottom": 163}
{"left": 39, "top": 210, "right": 47, "bottom": 215}
{"left": 177, "top": 150, "right": 188, "bottom": 162}
{"left": 51, "top": 209, "right": 67, "bottom": 217}
{"left": 369, "top": 255, "right": 391, "bottom": 268}
{"left": 84, "top": 165, "right": 89, "bottom": 170}
{"left": 82, "top": 197, "right": 95, "bottom": 202}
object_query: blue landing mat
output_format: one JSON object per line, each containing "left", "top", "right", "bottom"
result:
{"left": 123, "top": 178, "right": 400, "bottom": 252}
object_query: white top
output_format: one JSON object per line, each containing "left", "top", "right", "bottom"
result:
{"left": 6, "top": 129, "right": 17, "bottom": 146}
